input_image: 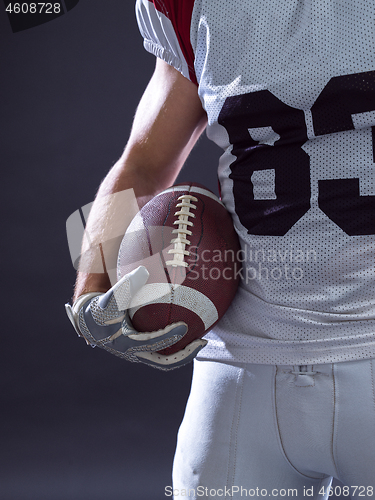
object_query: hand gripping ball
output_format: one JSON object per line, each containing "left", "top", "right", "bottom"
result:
{"left": 117, "top": 182, "right": 242, "bottom": 355}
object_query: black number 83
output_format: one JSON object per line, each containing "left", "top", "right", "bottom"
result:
{"left": 218, "top": 70, "right": 375, "bottom": 236}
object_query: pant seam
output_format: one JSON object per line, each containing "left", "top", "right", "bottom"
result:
{"left": 331, "top": 364, "right": 340, "bottom": 479}
{"left": 226, "top": 365, "right": 245, "bottom": 498}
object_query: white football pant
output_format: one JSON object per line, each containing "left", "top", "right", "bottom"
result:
{"left": 172, "top": 358, "right": 375, "bottom": 499}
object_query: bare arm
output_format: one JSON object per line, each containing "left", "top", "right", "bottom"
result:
{"left": 73, "top": 59, "right": 207, "bottom": 301}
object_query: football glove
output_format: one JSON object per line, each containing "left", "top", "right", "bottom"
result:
{"left": 65, "top": 266, "right": 207, "bottom": 370}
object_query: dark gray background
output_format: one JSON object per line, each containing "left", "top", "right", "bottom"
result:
{"left": 1, "top": 2, "right": 219, "bottom": 499}
{"left": 0, "top": 1, "right": 346, "bottom": 498}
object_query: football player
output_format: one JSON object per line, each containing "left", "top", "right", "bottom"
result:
{"left": 66, "top": 0, "right": 375, "bottom": 496}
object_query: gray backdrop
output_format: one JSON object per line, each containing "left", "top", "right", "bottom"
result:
{"left": 0, "top": 1, "right": 346, "bottom": 498}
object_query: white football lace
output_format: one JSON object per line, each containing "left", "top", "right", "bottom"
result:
{"left": 165, "top": 194, "right": 198, "bottom": 267}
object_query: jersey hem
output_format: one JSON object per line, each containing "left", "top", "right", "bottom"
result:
{"left": 197, "top": 335, "right": 375, "bottom": 365}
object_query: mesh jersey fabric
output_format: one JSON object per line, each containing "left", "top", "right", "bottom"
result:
{"left": 135, "top": 0, "right": 375, "bottom": 365}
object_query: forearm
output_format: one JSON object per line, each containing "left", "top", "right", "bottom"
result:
{"left": 73, "top": 157, "right": 180, "bottom": 302}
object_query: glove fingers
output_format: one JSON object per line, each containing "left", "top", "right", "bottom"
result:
{"left": 104, "top": 322, "right": 188, "bottom": 355}
{"left": 90, "top": 266, "right": 149, "bottom": 330}
{"left": 126, "top": 321, "right": 188, "bottom": 341}
{"left": 101, "top": 324, "right": 187, "bottom": 362}
{"left": 109, "top": 266, "right": 149, "bottom": 311}
{"left": 135, "top": 339, "right": 208, "bottom": 371}
{"left": 80, "top": 301, "right": 123, "bottom": 343}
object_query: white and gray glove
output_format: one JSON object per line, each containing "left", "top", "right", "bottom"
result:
{"left": 65, "top": 266, "right": 207, "bottom": 370}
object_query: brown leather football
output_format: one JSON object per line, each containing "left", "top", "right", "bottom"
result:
{"left": 117, "top": 182, "right": 241, "bottom": 355}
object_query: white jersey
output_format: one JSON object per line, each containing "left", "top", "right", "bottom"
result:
{"left": 136, "top": 0, "right": 375, "bottom": 364}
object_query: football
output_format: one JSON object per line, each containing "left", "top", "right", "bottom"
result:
{"left": 117, "top": 182, "right": 241, "bottom": 355}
